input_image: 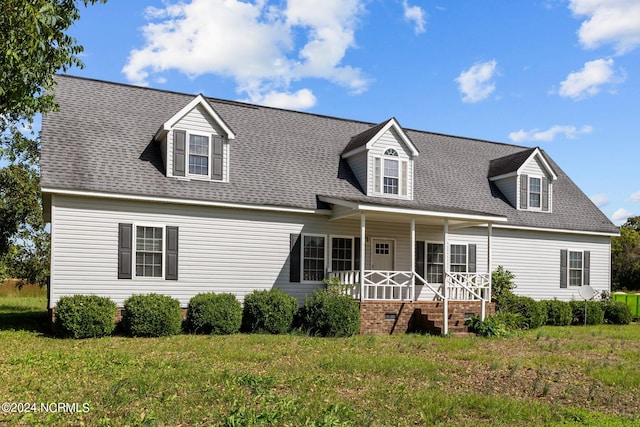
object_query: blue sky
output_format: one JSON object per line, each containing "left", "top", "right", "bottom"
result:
{"left": 64, "top": 0, "right": 639, "bottom": 225}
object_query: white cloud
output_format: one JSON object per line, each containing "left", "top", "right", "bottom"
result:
{"left": 590, "top": 193, "right": 610, "bottom": 208}
{"left": 455, "top": 60, "right": 498, "bottom": 103}
{"left": 629, "top": 191, "right": 640, "bottom": 202}
{"left": 508, "top": 125, "right": 593, "bottom": 143}
{"left": 122, "top": 0, "right": 368, "bottom": 109}
{"left": 612, "top": 207, "right": 635, "bottom": 225}
{"left": 402, "top": 1, "right": 426, "bottom": 34}
{"left": 241, "top": 88, "right": 317, "bottom": 110}
{"left": 558, "top": 58, "right": 622, "bottom": 99}
{"left": 569, "top": 0, "right": 640, "bottom": 55}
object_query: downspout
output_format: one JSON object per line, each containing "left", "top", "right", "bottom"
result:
{"left": 360, "top": 214, "right": 366, "bottom": 300}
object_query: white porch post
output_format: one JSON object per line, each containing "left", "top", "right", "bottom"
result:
{"left": 410, "top": 218, "right": 416, "bottom": 301}
{"left": 360, "top": 214, "right": 366, "bottom": 300}
{"left": 443, "top": 219, "right": 449, "bottom": 335}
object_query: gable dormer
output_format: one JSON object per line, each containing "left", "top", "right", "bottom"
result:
{"left": 489, "top": 147, "right": 557, "bottom": 212}
{"left": 155, "top": 94, "right": 235, "bottom": 182}
{"left": 342, "top": 118, "right": 419, "bottom": 199}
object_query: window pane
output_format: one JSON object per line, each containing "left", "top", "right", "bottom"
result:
{"left": 189, "top": 135, "right": 209, "bottom": 175}
{"left": 136, "top": 226, "right": 163, "bottom": 277}
{"left": 384, "top": 159, "right": 398, "bottom": 177}
{"left": 374, "top": 157, "right": 381, "bottom": 193}
{"left": 569, "top": 270, "right": 582, "bottom": 286}
{"left": 450, "top": 244, "right": 467, "bottom": 273}
{"left": 331, "top": 238, "right": 352, "bottom": 271}
{"left": 426, "top": 244, "right": 444, "bottom": 283}
{"left": 303, "top": 236, "right": 325, "bottom": 281}
{"left": 384, "top": 148, "right": 398, "bottom": 156}
{"left": 529, "top": 177, "right": 541, "bottom": 208}
{"left": 569, "top": 251, "right": 582, "bottom": 269}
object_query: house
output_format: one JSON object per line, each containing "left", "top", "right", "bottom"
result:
{"left": 40, "top": 75, "right": 618, "bottom": 334}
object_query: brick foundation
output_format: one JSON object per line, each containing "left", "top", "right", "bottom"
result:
{"left": 359, "top": 300, "right": 495, "bottom": 335}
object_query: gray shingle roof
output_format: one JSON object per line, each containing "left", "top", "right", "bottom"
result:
{"left": 41, "top": 75, "right": 618, "bottom": 234}
{"left": 488, "top": 148, "right": 536, "bottom": 178}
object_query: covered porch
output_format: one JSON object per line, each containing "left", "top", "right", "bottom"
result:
{"left": 320, "top": 196, "right": 507, "bottom": 335}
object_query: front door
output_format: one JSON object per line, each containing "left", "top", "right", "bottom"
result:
{"left": 371, "top": 239, "right": 394, "bottom": 271}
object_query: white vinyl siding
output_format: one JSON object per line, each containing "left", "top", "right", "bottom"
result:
{"left": 367, "top": 129, "right": 413, "bottom": 199}
{"left": 346, "top": 153, "right": 368, "bottom": 193}
{"left": 494, "top": 176, "right": 517, "bottom": 208}
{"left": 491, "top": 228, "right": 610, "bottom": 301}
{"left": 49, "top": 195, "right": 611, "bottom": 307}
{"left": 166, "top": 104, "right": 229, "bottom": 182}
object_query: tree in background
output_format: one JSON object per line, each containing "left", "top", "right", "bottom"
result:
{"left": 0, "top": 0, "right": 106, "bottom": 285}
{"left": 612, "top": 216, "right": 640, "bottom": 291}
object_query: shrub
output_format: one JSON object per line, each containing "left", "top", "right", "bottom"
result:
{"left": 466, "top": 313, "right": 519, "bottom": 337}
{"left": 122, "top": 294, "right": 183, "bottom": 337}
{"left": 301, "top": 289, "right": 360, "bottom": 337}
{"left": 569, "top": 300, "right": 604, "bottom": 325}
{"left": 54, "top": 295, "right": 117, "bottom": 339}
{"left": 242, "top": 288, "right": 298, "bottom": 334}
{"left": 186, "top": 293, "right": 242, "bottom": 334}
{"left": 602, "top": 300, "right": 633, "bottom": 325}
{"left": 543, "top": 299, "right": 572, "bottom": 326}
{"left": 492, "top": 266, "right": 517, "bottom": 310}
{"left": 499, "top": 294, "right": 547, "bottom": 329}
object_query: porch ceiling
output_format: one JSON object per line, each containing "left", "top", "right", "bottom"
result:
{"left": 319, "top": 196, "right": 507, "bottom": 227}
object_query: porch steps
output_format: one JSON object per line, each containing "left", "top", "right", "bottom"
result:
{"left": 410, "top": 303, "right": 475, "bottom": 336}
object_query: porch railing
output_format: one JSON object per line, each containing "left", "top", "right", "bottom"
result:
{"left": 445, "top": 272, "right": 491, "bottom": 302}
{"left": 329, "top": 270, "right": 490, "bottom": 303}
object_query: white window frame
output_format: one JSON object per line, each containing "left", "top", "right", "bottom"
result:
{"left": 449, "top": 243, "right": 468, "bottom": 273}
{"left": 426, "top": 241, "right": 445, "bottom": 284}
{"left": 373, "top": 148, "right": 409, "bottom": 198}
{"left": 301, "top": 234, "right": 327, "bottom": 283}
{"left": 329, "top": 235, "right": 355, "bottom": 273}
{"left": 568, "top": 250, "right": 584, "bottom": 287}
{"left": 186, "top": 131, "right": 212, "bottom": 180}
{"left": 528, "top": 175, "right": 543, "bottom": 210}
{"left": 133, "top": 223, "right": 165, "bottom": 279}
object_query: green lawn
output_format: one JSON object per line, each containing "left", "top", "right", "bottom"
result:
{"left": 1, "top": 297, "right": 639, "bottom": 426}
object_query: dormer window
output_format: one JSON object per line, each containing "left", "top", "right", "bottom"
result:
{"left": 529, "top": 177, "right": 541, "bottom": 208}
{"left": 383, "top": 149, "right": 399, "bottom": 194}
{"left": 189, "top": 134, "right": 210, "bottom": 176}
{"left": 373, "top": 148, "right": 407, "bottom": 196}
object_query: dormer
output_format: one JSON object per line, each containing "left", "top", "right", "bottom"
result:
{"left": 489, "top": 147, "right": 557, "bottom": 212}
{"left": 155, "top": 94, "right": 235, "bottom": 181}
{"left": 342, "top": 118, "right": 419, "bottom": 199}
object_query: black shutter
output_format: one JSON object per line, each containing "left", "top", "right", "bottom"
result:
{"left": 468, "top": 244, "right": 477, "bottom": 273}
{"left": 583, "top": 251, "right": 590, "bottom": 287}
{"left": 212, "top": 135, "right": 223, "bottom": 180}
{"left": 165, "top": 226, "right": 179, "bottom": 280}
{"left": 354, "top": 237, "right": 361, "bottom": 271}
{"left": 520, "top": 174, "right": 528, "bottom": 209}
{"left": 542, "top": 177, "right": 550, "bottom": 211}
{"left": 290, "top": 234, "right": 301, "bottom": 282}
{"left": 118, "top": 223, "right": 133, "bottom": 279}
{"left": 560, "top": 249, "right": 568, "bottom": 288}
{"left": 415, "top": 241, "right": 425, "bottom": 279}
{"left": 173, "top": 130, "right": 186, "bottom": 177}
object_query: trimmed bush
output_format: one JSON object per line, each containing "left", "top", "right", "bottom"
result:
{"left": 466, "top": 312, "right": 520, "bottom": 337}
{"left": 186, "top": 293, "right": 242, "bottom": 334}
{"left": 122, "top": 294, "right": 183, "bottom": 337}
{"left": 602, "top": 300, "right": 633, "bottom": 325}
{"left": 242, "top": 288, "right": 298, "bottom": 334}
{"left": 543, "top": 299, "right": 572, "bottom": 326}
{"left": 301, "top": 289, "right": 360, "bottom": 337}
{"left": 499, "top": 294, "right": 547, "bottom": 329}
{"left": 569, "top": 300, "right": 604, "bottom": 325}
{"left": 54, "top": 295, "right": 117, "bottom": 339}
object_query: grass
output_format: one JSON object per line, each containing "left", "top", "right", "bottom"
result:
{"left": 1, "top": 297, "right": 639, "bottom": 426}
